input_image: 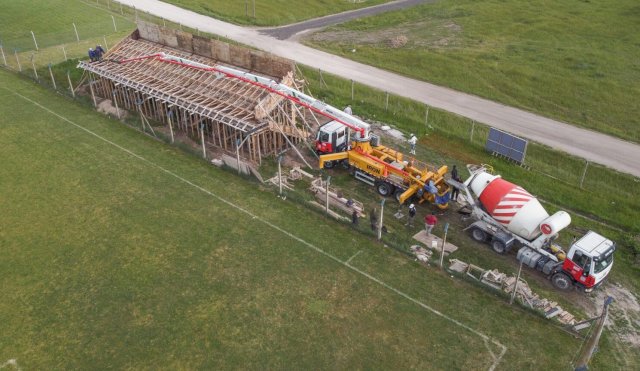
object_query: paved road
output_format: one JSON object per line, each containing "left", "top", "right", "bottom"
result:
{"left": 260, "top": 0, "right": 432, "bottom": 40}
{"left": 116, "top": 0, "right": 640, "bottom": 178}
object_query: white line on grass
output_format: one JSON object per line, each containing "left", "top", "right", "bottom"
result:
{"left": 7, "top": 89, "right": 507, "bottom": 370}
{"left": 345, "top": 250, "right": 363, "bottom": 265}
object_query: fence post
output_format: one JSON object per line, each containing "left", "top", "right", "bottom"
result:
{"left": 14, "top": 50, "right": 22, "bottom": 71}
{"left": 385, "top": 92, "right": 389, "bottom": 111}
{"left": 67, "top": 71, "right": 75, "bottom": 98}
{"left": 200, "top": 123, "right": 207, "bottom": 158}
{"left": 162, "top": 17, "right": 166, "bottom": 27}
{"left": 89, "top": 77, "right": 97, "bottom": 107}
{"left": 0, "top": 45, "right": 6, "bottom": 66}
{"left": 319, "top": 69, "right": 326, "bottom": 87}
{"left": 253, "top": 0, "right": 256, "bottom": 18}
{"left": 61, "top": 45, "right": 68, "bottom": 61}
{"left": 510, "top": 260, "right": 524, "bottom": 305}
{"left": 134, "top": 6, "right": 138, "bottom": 22}
{"left": 470, "top": 120, "right": 475, "bottom": 142}
{"left": 30, "top": 55, "right": 38, "bottom": 81}
{"left": 103, "top": 36, "right": 109, "bottom": 51}
{"left": 112, "top": 91, "right": 120, "bottom": 118}
{"left": 325, "top": 176, "right": 331, "bottom": 214}
{"left": 377, "top": 199, "right": 386, "bottom": 240}
{"left": 72, "top": 23, "right": 80, "bottom": 42}
{"left": 30, "top": 31, "right": 39, "bottom": 51}
{"left": 111, "top": 15, "right": 117, "bottom": 32}
{"left": 425, "top": 105, "right": 430, "bottom": 129}
{"left": 580, "top": 161, "right": 589, "bottom": 189}
{"left": 48, "top": 64, "right": 57, "bottom": 90}
{"left": 120, "top": 3, "right": 123, "bottom": 15}
{"left": 351, "top": 79, "right": 354, "bottom": 100}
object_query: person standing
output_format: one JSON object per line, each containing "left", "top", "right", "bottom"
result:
{"left": 344, "top": 104, "right": 353, "bottom": 115}
{"left": 95, "top": 44, "right": 105, "bottom": 61}
{"left": 450, "top": 165, "right": 462, "bottom": 202}
{"left": 352, "top": 209, "right": 359, "bottom": 225}
{"left": 424, "top": 212, "right": 438, "bottom": 235}
{"left": 88, "top": 48, "right": 95, "bottom": 62}
{"left": 370, "top": 207, "right": 378, "bottom": 231}
{"left": 408, "top": 133, "right": 417, "bottom": 154}
{"left": 406, "top": 203, "right": 417, "bottom": 227}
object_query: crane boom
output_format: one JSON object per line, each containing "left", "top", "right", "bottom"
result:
{"left": 118, "top": 52, "right": 371, "bottom": 140}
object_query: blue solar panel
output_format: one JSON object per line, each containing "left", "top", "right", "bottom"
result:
{"left": 485, "top": 128, "right": 528, "bottom": 163}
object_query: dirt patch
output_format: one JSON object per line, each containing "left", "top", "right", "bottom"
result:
{"left": 587, "top": 283, "right": 640, "bottom": 347}
{"left": 306, "top": 20, "right": 462, "bottom": 49}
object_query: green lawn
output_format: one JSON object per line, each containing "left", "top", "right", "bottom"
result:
{"left": 0, "top": 0, "right": 134, "bottom": 51}
{"left": 163, "top": 0, "right": 391, "bottom": 26}
{"left": 304, "top": 0, "right": 640, "bottom": 142}
{"left": 0, "top": 69, "right": 592, "bottom": 369}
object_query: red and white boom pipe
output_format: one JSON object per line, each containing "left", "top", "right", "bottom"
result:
{"left": 118, "top": 52, "right": 371, "bottom": 140}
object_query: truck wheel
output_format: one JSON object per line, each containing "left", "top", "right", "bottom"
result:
{"left": 394, "top": 188, "right": 405, "bottom": 202}
{"left": 491, "top": 240, "right": 507, "bottom": 254}
{"left": 340, "top": 160, "right": 350, "bottom": 169}
{"left": 376, "top": 182, "right": 395, "bottom": 197}
{"left": 551, "top": 272, "right": 572, "bottom": 291}
{"left": 323, "top": 160, "right": 335, "bottom": 169}
{"left": 470, "top": 227, "right": 487, "bottom": 242}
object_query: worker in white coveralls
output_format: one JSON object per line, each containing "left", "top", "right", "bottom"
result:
{"left": 408, "top": 133, "right": 417, "bottom": 154}
{"left": 344, "top": 105, "right": 352, "bottom": 115}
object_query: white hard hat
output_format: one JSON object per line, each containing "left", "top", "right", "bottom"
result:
{"left": 409, "top": 203, "right": 415, "bottom": 208}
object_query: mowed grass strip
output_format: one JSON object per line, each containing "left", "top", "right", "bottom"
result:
{"left": 304, "top": 0, "right": 640, "bottom": 142}
{"left": 162, "top": 0, "right": 392, "bottom": 26}
{"left": 0, "top": 71, "right": 583, "bottom": 368}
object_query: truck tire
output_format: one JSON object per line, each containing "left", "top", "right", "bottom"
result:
{"left": 551, "top": 272, "right": 572, "bottom": 291}
{"left": 394, "top": 188, "right": 405, "bottom": 202}
{"left": 340, "top": 159, "right": 350, "bottom": 169}
{"left": 323, "top": 160, "right": 335, "bottom": 169}
{"left": 376, "top": 182, "right": 395, "bottom": 197}
{"left": 470, "top": 227, "right": 487, "bottom": 243}
{"left": 491, "top": 240, "right": 507, "bottom": 254}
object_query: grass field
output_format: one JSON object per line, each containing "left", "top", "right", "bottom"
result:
{"left": 0, "top": 68, "right": 597, "bottom": 369}
{"left": 162, "top": 0, "right": 391, "bottom": 26}
{"left": 304, "top": 0, "right": 640, "bottom": 142}
{"left": 0, "top": 0, "right": 134, "bottom": 51}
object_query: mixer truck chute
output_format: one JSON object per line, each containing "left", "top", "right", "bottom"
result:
{"left": 457, "top": 165, "right": 614, "bottom": 292}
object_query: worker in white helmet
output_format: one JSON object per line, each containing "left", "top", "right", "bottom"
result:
{"left": 406, "top": 203, "right": 417, "bottom": 227}
{"left": 408, "top": 133, "right": 417, "bottom": 154}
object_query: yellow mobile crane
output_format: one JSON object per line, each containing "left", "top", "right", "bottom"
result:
{"left": 316, "top": 121, "right": 451, "bottom": 208}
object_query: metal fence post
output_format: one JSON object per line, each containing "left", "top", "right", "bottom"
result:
{"left": 425, "top": 105, "right": 430, "bottom": 129}
{"left": 30, "top": 55, "right": 38, "bottom": 81}
{"left": 510, "top": 260, "right": 524, "bottom": 305}
{"left": 62, "top": 45, "right": 68, "bottom": 61}
{"left": 103, "top": 36, "right": 109, "bottom": 51}
{"left": 72, "top": 23, "right": 80, "bottom": 42}
{"left": 0, "top": 45, "right": 7, "bottom": 66}
{"left": 111, "top": 15, "right": 117, "bottom": 32}
{"left": 377, "top": 199, "right": 385, "bottom": 240}
{"left": 351, "top": 79, "right": 354, "bottom": 100}
{"left": 48, "top": 64, "right": 57, "bottom": 90}
{"left": 67, "top": 71, "right": 75, "bottom": 98}
{"left": 325, "top": 176, "right": 331, "bottom": 214}
{"left": 470, "top": 120, "right": 475, "bottom": 142}
{"left": 580, "top": 161, "right": 589, "bottom": 189}
{"left": 385, "top": 92, "right": 389, "bottom": 111}
{"left": 14, "top": 50, "right": 22, "bottom": 71}
{"left": 30, "top": 31, "right": 39, "bottom": 51}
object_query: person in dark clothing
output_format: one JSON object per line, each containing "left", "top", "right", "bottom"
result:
{"left": 352, "top": 209, "right": 359, "bottom": 225}
{"left": 406, "top": 203, "right": 417, "bottom": 227}
{"left": 95, "top": 45, "right": 105, "bottom": 61}
{"left": 370, "top": 207, "right": 378, "bottom": 231}
{"left": 450, "top": 165, "right": 462, "bottom": 202}
{"left": 88, "top": 48, "right": 95, "bottom": 62}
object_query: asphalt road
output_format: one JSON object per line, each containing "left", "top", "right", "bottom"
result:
{"left": 260, "top": 0, "right": 433, "bottom": 40}
{"left": 115, "top": 0, "right": 640, "bottom": 178}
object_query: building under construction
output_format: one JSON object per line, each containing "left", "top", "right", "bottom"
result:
{"left": 78, "top": 21, "right": 312, "bottom": 164}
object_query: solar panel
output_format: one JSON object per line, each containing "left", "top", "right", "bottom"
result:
{"left": 485, "top": 128, "right": 528, "bottom": 164}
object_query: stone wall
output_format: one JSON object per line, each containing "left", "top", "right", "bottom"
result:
{"left": 137, "top": 21, "right": 294, "bottom": 79}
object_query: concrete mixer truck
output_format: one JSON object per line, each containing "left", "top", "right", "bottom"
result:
{"left": 455, "top": 165, "right": 615, "bottom": 292}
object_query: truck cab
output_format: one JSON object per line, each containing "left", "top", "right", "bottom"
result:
{"left": 315, "top": 121, "right": 349, "bottom": 155}
{"left": 561, "top": 231, "right": 615, "bottom": 291}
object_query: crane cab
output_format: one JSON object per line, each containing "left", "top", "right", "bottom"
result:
{"left": 315, "top": 121, "right": 349, "bottom": 154}
{"left": 562, "top": 231, "right": 615, "bottom": 291}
